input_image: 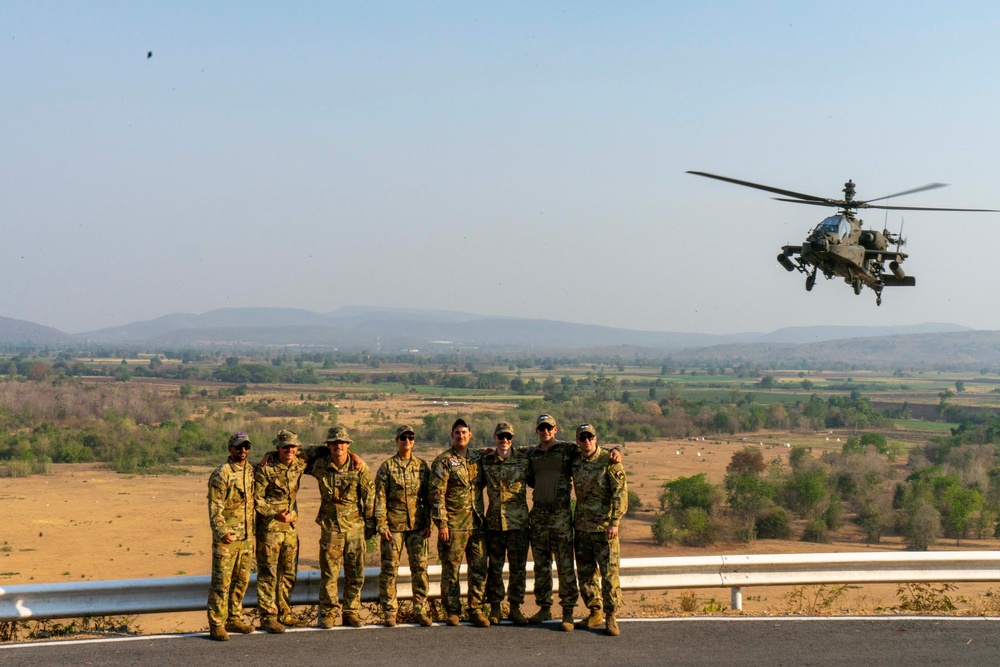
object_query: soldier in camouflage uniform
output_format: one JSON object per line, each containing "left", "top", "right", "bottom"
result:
{"left": 253, "top": 429, "right": 308, "bottom": 634}
{"left": 300, "top": 426, "right": 375, "bottom": 628}
{"left": 479, "top": 422, "right": 531, "bottom": 625}
{"left": 207, "top": 432, "right": 256, "bottom": 641}
{"left": 374, "top": 425, "right": 433, "bottom": 627}
{"left": 526, "top": 414, "right": 622, "bottom": 631}
{"left": 525, "top": 414, "right": 581, "bottom": 631}
{"left": 571, "top": 424, "right": 628, "bottom": 636}
{"left": 429, "top": 418, "right": 489, "bottom": 627}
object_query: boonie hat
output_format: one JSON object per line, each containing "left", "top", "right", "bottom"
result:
{"left": 325, "top": 425, "right": 352, "bottom": 444}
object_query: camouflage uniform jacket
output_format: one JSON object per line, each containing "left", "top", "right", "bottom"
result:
{"left": 374, "top": 454, "right": 431, "bottom": 534}
{"left": 254, "top": 457, "right": 306, "bottom": 533}
{"left": 525, "top": 440, "right": 580, "bottom": 512}
{"left": 429, "top": 446, "right": 484, "bottom": 531}
{"left": 208, "top": 459, "right": 255, "bottom": 543}
{"left": 479, "top": 448, "right": 530, "bottom": 531}
{"left": 304, "top": 451, "right": 375, "bottom": 533}
{"left": 571, "top": 446, "right": 628, "bottom": 532}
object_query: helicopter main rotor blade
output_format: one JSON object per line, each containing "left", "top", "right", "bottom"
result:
{"left": 772, "top": 198, "right": 840, "bottom": 208}
{"left": 865, "top": 204, "right": 1000, "bottom": 212}
{"left": 862, "top": 182, "right": 948, "bottom": 204}
{"left": 687, "top": 171, "right": 829, "bottom": 203}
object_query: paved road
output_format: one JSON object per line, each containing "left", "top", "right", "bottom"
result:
{"left": 3, "top": 617, "right": 999, "bottom": 666}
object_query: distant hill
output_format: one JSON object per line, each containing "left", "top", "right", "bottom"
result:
{"left": 0, "top": 306, "right": 985, "bottom": 369}
{"left": 0, "top": 316, "right": 70, "bottom": 345}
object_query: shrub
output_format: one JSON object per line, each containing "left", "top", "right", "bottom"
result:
{"left": 651, "top": 512, "right": 678, "bottom": 546}
{"left": 801, "top": 516, "right": 829, "bottom": 543}
{"left": 626, "top": 490, "right": 643, "bottom": 516}
{"left": 678, "top": 508, "right": 719, "bottom": 547}
{"left": 755, "top": 507, "right": 792, "bottom": 539}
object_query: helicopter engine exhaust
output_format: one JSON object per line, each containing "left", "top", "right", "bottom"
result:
{"left": 889, "top": 261, "right": 905, "bottom": 279}
{"left": 777, "top": 253, "right": 795, "bottom": 272}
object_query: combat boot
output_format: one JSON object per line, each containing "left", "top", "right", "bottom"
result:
{"left": 445, "top": 613, "right": 461, "bottom": 626}
{"left": 508, "top": 604, "right": 529, "bottom": 626}
{"left": 528, "top": 605, "right": 552, "bottom": 623}
{"left": 577, "top": 608, "right": 604, "bottom": 629}
{"left": 342, "top": 612, "right": 363, "bottom": 627}
{"left": 487, "top": 603, "right": 501, "bottom": 626}
{"left": 605, "top": 615, "right": 620, "bottom": 637}
{"left": 260, "top": 618, "right": 285, "bottom": 634}
{"left": 414, "top": 611, "right": 433, "bottom": 627}
{"left": 469, "top": 608, "right": 490, "bottom": 627}
{"left": 383, "top": 612, "right": 397, "bottom": 628}
{"left": 209, "top": 626, "right": 229, "bottom": 641}
{"left": 318, "top": 615, "right": 336, "bottom": 629}
{"left": 225, "top": 618, "right": 254, "bottom": 634}
{"left": 278, "top": 615, "right": 308, "bottom": 628}
{"left": 560, "top": 608, "right": 575, "bottom": 632}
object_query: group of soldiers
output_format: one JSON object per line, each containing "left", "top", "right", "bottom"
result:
{"left": 206, "top": 414, "right": 628, "bottom": 641}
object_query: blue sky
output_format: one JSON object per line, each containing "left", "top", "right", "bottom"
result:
{"left": 3, "top": 2, "right": 999, "bottom": 334}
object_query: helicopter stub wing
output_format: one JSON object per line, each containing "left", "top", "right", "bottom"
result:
{"left": 781, "top": 245, "right": 803, "bottom": 254}
{"left": 880, "top": 275, "right": 916, "bottom": 287}
{"left": 864, "top": 250, "right": 907, "bottom": 262}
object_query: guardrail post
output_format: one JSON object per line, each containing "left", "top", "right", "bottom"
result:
{"left": 730, "top": 586, "right": 742, "bottom": 611}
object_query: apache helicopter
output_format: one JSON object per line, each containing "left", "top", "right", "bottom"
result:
{"left": 688, "top": 171, "right": 997, "bottom": 305}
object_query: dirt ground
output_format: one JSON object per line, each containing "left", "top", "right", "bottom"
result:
{"left": 4, "top": 432, "right": 1000, "bottom": 636}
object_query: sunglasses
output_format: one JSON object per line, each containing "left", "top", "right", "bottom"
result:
{"left": 279, "top": 445, "right": 298, "bottom": 450}
{"left": 536, "top": 424, "right": 554, "bottom": 432}
{"left": 398, "top": 434, "right": 415, "bottom": 441}
{"left": 577, "top": 434, "right": 595, "bottom": 441}
{"left": 496, "top": 434, "right": 512, "bottom": 442}
{"left": 232, "top": 443, "right": 252, "bottom": 451}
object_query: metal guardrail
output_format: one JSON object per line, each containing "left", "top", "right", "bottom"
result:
{"left": 3, "top": 552, "right": 1000, "bottom": 621}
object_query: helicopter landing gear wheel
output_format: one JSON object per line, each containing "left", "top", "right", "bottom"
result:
{"left": 805, "top": 273, "right": 816, "bottom": 292}
{"left": 852, "top": 279, "right": 863, "bottom": 295}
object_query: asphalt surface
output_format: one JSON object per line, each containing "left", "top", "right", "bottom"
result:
{"left": 3, "top": 617, "right": 1000, "bottom": 667}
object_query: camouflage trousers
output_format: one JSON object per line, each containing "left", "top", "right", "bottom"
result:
{"left": 485, "top": 528, "right": 529, "bottom": 606}
{"left": 379, "top": 530, "right": 429, "bottom": 615}
{"left": 575, "top": 531, "right": 621, "bottom": 614}
{"left": 319, "top": 528, "right": 366, "bottom": 619}
{"left": 207, "top": 538, "right": 253, "bottom": 628}
{"left": 256, "top": 529, "right": 299, "bottom": 620}
{"left": 529, "top": 509, "right": 578, "bottom": 610}
{"left": 437, "top": 528, "right": 487, "bottom": 615}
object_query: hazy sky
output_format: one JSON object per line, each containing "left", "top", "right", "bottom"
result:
{"left": 4, "top": 2, "right": 999, "bottom": 335}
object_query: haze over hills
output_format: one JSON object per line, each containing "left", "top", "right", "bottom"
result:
{"left": 0, "top": 306, "right": 988, "bottom": 368}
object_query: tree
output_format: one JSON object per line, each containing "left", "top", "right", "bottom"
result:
{"left": 955, "top": 380, "right": 966, "bottom": 393}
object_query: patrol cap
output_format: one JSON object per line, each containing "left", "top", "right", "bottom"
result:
{"left": 228, "top": 432, "right": 251, "bottom": 448}
{"left": 451, "top": 418, "right": 470, "bottom": 431}
{"left": 494, "top": 422, "right": 514, "bottom": 437}
{"left": 273, "top": 429, "right": 300, "bottom": 448}
{"left": 576, "top": 423, "right": 597, "bottom": 438}
{"left": 325, "top": 425, "right": 352, "bottom": 444}
{"left": 536, "top": 414, "right": 557, "bottom": 428}
{"left": 395, "top": 424, "right": 415, "bottom": 439}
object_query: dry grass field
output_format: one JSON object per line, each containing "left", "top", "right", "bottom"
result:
{"left": 5, "top": 430, "right": 1000, "bottom": 636}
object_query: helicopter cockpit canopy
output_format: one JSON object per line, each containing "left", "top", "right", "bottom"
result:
{"left": 814, "top": 215, "right": 850, "bottom": 240}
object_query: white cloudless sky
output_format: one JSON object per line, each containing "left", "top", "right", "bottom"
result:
{"left": 3, "top": 2, "right": 999, "bottom": 334}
